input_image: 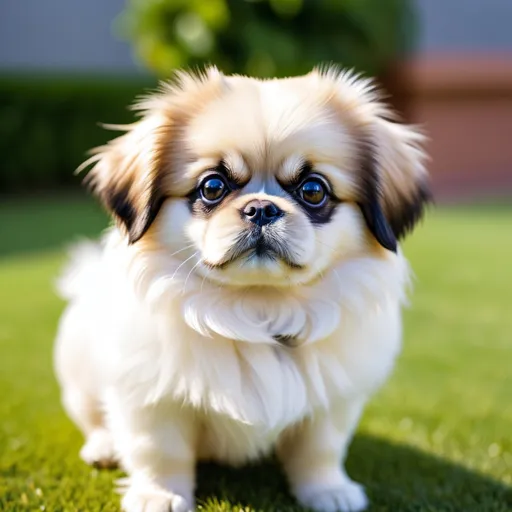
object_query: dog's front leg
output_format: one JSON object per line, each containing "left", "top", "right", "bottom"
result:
{"left": 108, "top": 392, "right": 197, "bottom": 512}
{"left": 278, "top": 398, "right": 368, "bottom": 512}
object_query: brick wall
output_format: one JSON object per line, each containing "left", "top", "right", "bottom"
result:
{"left": 386, "top": 54, "right": 512, "bottom": 200}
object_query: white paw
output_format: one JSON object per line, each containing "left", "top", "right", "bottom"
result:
{"left": 121, "top": 487, "right": 193, "bottom": 512}
{"left": 80, "top": 428, "right": 118, "bottom": 468}
{"left": 297, "top": 479, "right": 368, "bottom": 512}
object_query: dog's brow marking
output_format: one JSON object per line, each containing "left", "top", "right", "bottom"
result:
{"left": 279, "top": 155, "right": 307, "bottom": 183}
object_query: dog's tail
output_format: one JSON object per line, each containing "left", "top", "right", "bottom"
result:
{"left": 55, "top": 240, "right": 104, "bottom": 302}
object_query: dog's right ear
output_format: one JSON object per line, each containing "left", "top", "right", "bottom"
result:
{"left": 80, "top": 66, "right": 226, "bottom": 244}
{"left": 82, "top": 117, "right": 167, "bottom": 244}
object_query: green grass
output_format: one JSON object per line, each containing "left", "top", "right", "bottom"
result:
{"left": 0, "top": 196, "right": 511, "bottom": 511}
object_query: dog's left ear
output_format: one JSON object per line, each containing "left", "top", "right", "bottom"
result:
{"left": 358, "top": 117, "right": 432, "bottom": 252}
{"left": 313, "top": 67, "right": 432, "bottom": 252}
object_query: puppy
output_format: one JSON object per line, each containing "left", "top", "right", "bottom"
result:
{"left": 54, "top": 66, "right": 430, "bottom": 512}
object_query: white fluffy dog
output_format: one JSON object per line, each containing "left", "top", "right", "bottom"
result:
{"left": 54, "top": 66, "right": 430, "bottom": 512}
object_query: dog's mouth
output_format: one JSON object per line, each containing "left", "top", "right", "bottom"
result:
{"left": 203, "top": 228, "right": 304, "bottom": 270}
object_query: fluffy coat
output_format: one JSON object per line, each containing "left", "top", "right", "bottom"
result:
{"left": 54, "top": 67, "right": 429, "bottom": 512}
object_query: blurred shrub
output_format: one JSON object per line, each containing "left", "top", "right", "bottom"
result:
{"left": 0, "top": 1, "right": 417, "bottom": 193}
{"left": 0, "top": 77, "right": 154, "bottom": 192}
{"left": 118, "top": 0, "right": 416, "bottom": 78}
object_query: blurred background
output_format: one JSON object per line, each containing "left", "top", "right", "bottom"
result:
{"left": 0, "top": 2, "right": 511, "bottom": 511}
{"left": 0, "top": 0, "right": 511, "bottom": 198}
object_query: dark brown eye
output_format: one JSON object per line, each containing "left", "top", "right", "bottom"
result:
{"left": 300, "top": 179, "right": 327, "bottom": 207}
{"left": 201, "top": 176, "right": 227, "bottom": 204}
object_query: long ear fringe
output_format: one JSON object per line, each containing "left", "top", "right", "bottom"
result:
{"left": 314, "top": 64, "right": 432, "bottom": 247}
{"left": 75, "top": 65, "right": 225, "bottom": 244}
{"left": 371, "top": 119, "right": 432, "bottom": 240}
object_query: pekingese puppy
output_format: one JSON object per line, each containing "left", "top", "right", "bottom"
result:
{"left": 54, "top": 66, "right": 430, "bottom": 512}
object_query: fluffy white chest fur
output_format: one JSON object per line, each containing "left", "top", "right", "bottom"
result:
{"left": 55, "top": 231, "right": 407, "bottom": 496}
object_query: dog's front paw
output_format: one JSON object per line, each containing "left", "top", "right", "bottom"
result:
{"left": 296, "top": 479, "right": 368, "bottom": 512}
{"left": 80, "top": 428, "right": 118, "bottom": 469}
{"left": 121, "top": 487, "right": 193, "bottom": 512}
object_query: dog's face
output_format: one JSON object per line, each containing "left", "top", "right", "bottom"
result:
{"left": 85, "top": 67, "right": 430, "bottom": 287}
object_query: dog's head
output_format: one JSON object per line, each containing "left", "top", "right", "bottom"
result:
{"left": 84, "top": 67, "right": 430, "bottom": 287}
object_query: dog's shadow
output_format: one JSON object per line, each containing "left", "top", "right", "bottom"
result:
{"left": 196, "top": 434, "right": 512, "bottom": 511}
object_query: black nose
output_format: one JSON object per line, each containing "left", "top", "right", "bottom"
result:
{"left": 242, "top": 199, "right": 283, "bottom": 226}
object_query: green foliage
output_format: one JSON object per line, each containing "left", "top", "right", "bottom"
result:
{"left": 118, "top": 0, "right": 417, "bottom": 78}
{"left": 0, "top": 76, "right": 155, "bottom": 193}
{"left": 0, "top": 2, "right": 417, "bottom": 193}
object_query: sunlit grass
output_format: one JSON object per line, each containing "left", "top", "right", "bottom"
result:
{"left": 0, "top": 196, "right": 510, "bottom": 511}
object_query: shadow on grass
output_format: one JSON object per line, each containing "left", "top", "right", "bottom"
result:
{"left": 196, "top": 434, "right": 512, "bottom": 511}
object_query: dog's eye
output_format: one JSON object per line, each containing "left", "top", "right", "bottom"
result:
{"left": 299, "top": 179, "right": 327, "bottom": 207}
{"left": 200, "top": 176, "right": 227, "bottom": 204}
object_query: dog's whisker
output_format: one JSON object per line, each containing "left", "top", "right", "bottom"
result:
{"left": 182, "top": 259, "right": 202, "bottom": 295}
{"left": 200, "top": 265, "right": 212, "bottom": 294}
{"left": 167, "top": 243, "right": 196, "bottom": 259}
{"left": 316, "top": 239, "right": 339, "bottom": 252}
{"left": 332, "top": 269, "right": 343, "bottom": 288}
{"left": 170, "top": 251, "right": 199, "bottom": 282}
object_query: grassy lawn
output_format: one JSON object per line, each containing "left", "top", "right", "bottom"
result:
{"left": 0, "top": 195, "right": 511, "bottom": 511}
